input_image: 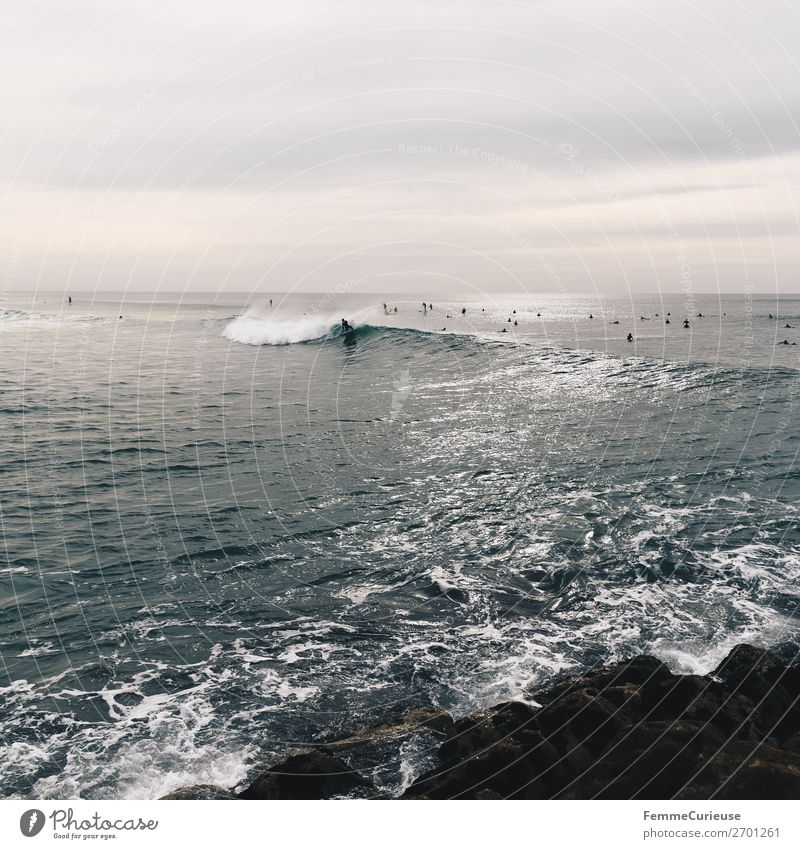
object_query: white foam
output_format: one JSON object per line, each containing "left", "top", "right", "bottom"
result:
{"left": 221, "top": 310, "right": 340, "bottom": 345}
{"left": 0, "top": 307, "right": 115, "bottom": 331}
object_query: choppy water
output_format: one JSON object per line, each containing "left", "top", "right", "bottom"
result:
{"left": 1, "top": 290, "right": 799, "bottom": 799}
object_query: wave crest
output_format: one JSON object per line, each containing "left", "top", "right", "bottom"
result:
{"left": 221, "top": 312, "right": 346, "bottom": 345}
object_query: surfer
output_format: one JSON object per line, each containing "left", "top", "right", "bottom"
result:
{"left": 683, "top": 319, "right": 690, "bottom": 328}
{"left": 341, "top": 318, "right": 353, "bottom": 333}
{"left": 68, "top": 296, "right": 72, "bottom": 304}
{"left": 627, "top": 333, "right": 633, "bottom": 342}
{"left": 461, "top": 307, "right": 466, "bottom": 315}
{"left": 422, "top": 302, "right": 427, "bottom": 314}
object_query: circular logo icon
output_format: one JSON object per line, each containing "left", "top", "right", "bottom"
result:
{"left": 20, "top": 810, "right": 45, "bottom": 837}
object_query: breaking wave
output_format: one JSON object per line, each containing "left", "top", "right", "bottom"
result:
{"left": 220, "top": 309, "right": 411, "bottom": 346}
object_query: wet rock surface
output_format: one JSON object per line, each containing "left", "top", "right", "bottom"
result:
{"left": 237, "top": 749, "right": 371, "bottom": 800}
{"left": 161, "top": 644, "right": 800, "bottom": 800}
{"left": 161, "top": 784, "right": 240, "bottom": 800}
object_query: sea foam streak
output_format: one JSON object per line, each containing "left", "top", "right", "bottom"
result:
{"left": 0, "top": 307, "right": 114, "bottom": 330}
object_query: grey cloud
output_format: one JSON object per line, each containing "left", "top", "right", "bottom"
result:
{"left": 1, "top": 0, "right": 798, "bottom": 292}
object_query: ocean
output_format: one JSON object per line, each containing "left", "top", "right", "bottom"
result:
{"left": 1, "top": 289, "right": 799, "bottom": 799}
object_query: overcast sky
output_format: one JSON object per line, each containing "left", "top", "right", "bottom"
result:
{"left": 1, "top": 0, "right": 798, "bottom": 296}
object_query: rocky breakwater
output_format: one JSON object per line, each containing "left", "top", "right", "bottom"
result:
{"left": 162, "top": 644, "right": 800, "bottom": 800}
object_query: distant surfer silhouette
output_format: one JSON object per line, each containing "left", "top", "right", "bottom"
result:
{"left": 341, "top": 318, "right": 353, "bottom": 333}
{"left": 627, "top": 333, "right": 633, "bottom": 342}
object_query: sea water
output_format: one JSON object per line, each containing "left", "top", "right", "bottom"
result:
{"left": 1, "top": 289, "right": 799, "bottom": 798}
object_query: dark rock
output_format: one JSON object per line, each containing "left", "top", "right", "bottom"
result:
{"left": 680, "top": 741, "right": 800, "bottom": 800}
{"left": 402, "top": 644, "right": 800, "bottom": 800}
{"left": 530, "top": 655, "right": 671, "bottom": 707}
{"left": 401, "top": 700, "right": 570, "bottom": 799}
{"left": 712, "top": 645, "right": 800, "bottom": 741}
{"left": 160, "top": 644, "right": 800, "bottom": 801}
{"left": 639, "top": 675, "right": 758, "bottom": 737}
{"left": 785, "top": 734, "right": 800, "bottom": 754}
{"left": 327, "top": 707, "right": 454, "bottom": 752}
{"left": 537, "top": 690, "right": 626, "bottom": 757}
{"left": 436, "top": 702, "right": 538, "bottom": 767}
{"left": 403, "top": 707, "right": 455, "bottom": 735}
{"left": 238, "top": 748, "right": 372, "bottom": 800}
{"left": 714, "top": 645, "right": 788, "bottom": 690}
{"left": 161, "top": 784, "right": 239, "bottom": 800}
{"left": 569, "top": 720, "right": 728, "bottom": 799}
{"left": 402, "top": 735, "right": 554, "bottom": 799}
{"left": 474, "top": 789, "right": 503, "bottom": 799}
